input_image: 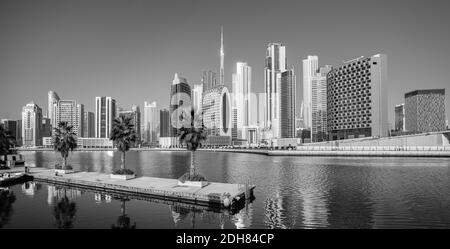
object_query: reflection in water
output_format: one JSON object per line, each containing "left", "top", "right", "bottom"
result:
{"left": 111, "top": 199, "right": 136, "bottom": 229}
{"left": 47, "top": 185, "right": 82, "bottom": 206}
{"left": 0, "top": 189, "right": 16, "bottom": 228}
{"left": 21, "top": 182, "right": 42, "bottom": 197}
{"left": 53, "top": 191, "right": 77, "bottom": 229}
{"left": 94, "top": 193, "right": 112, "bottom": 204}
{"left": 14, "top": 152, "right": 450, "bottom": 228}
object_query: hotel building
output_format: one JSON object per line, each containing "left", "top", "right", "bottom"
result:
{"left": 327, "top": 54, "right": 388, "bottom": 140}
{"left": 95, "top": 97, "right": 116, "bottom": 138}
{"left": 405, "top": 89, "right": 446, "bottom": 133}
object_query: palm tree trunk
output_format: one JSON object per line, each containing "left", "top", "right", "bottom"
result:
{"left": 190, "top": 150, "right": 195, "bottom": 177}
{"left": 63, "top": 156, "right": 67, "bottom": 169}
{"left": 121, "top": 151, "right": 126, "bottom": 170}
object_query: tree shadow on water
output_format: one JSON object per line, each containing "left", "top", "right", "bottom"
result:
{"left": 0, "top": 189, "right": 16, "bottom": 228}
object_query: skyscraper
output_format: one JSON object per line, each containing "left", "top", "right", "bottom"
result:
{"left": 201, "top": 70, "right": 217, "bottom": 92}
{"left": 22, "top": 101, "right": 43, "bottom": 147}
{"left": 143, "top": 101, "right": 158, "bottom": 145}
{"left": 170, "top": 73, "right": 191, "bottom": 137}
{"left": 264, "top": 43, "right": 287, "bottom": 136}
{"left": 302, "top": 56, "right": 319, "bottom": 130}
{"left": 95, "top": 97, "right": 116, "bottom": 138}
{"left": 405, "top": 89, "right": 446, "bottom": 133}
{"left": 232, "top": 62, "right": 252, "bottom": 139}
{"left": 54, "top": 100, "right": 84, "bottom": 137}
{"left": 202, "top": 85, "right": 232, "bottom": 146}
{"left": 48, "top": 91, "right": 60, "bottom": 126}
{"left": 220, "top": 26, "right": 224, "bottom": 85}
{"left": 311, "top": 65, "right": 332, "bottom": 142}
{"left": 279, "top": 68, "right": 296, "bottom": 138}
{"left": 192, "top": 84, "right": 203, "bottom": 116}
{"left": 119, "top": 104, "right": 141, "bottom": 145}
{"left": 394, "top": 104, "right": 405, "bottom": 132}
{"left": 327, "top": 54, "right": 388, "bottom": 140}
{"left": 1, "top": 119, "right": 20, "bottom": 146}
{"left": 41, "top": 118, "right": 52, "bottom": 137}
{"left": 83, "top": 112, "right": 95, "bottom": 138}
{"left": 160, "top": 109, "right": 170, "bottom": 138}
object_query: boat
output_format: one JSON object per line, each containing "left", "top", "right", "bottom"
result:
{"left": 0, "top": 172, "right": 32, "bottom": 187}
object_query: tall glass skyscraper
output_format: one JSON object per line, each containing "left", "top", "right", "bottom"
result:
{"left": 55, "top": 100, "right": 84, "bottom": 137}
{"left": 232, "top": 62, "right": 252, "bottom": 139}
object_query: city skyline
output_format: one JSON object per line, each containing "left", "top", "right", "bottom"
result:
{"left": 1, "top": 0, "right": 450, "bottom": 127}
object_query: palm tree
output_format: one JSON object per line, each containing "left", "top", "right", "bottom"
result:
{"left": 110, "top": 116, "right": 137, "bottom": 173}
{"left": 178, "top": 109, "right": 207, "bottom": 181}
{"left": 0, "top": 124, "right": 15, "bottom": 164}
{"left": 52, "top": 122, "right": 77, "bottom": 169}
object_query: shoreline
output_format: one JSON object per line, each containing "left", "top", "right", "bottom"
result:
{"left": 16, "top": 147, "right": 450, "bottom": 157}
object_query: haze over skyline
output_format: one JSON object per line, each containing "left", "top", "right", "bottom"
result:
{"left": 1, "top": 0, "right": 449, "bottom": 127}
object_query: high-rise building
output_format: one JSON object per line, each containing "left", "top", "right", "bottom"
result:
{"left": 202, "top": 85, "right": 232, "bottom": 147}
{"left": 405, "top": 89, "right": 446, "bottom": 133}
{"left": 83, "top": 112, "right": 95, "bottom": 138}
{"left": 119, "top": 104, "right": 141, "bottom": 145}
{"left": 54, "top": 100, "right": 84, "bottom": 137}
{"left": 95, "top": 97, "right": 116, "bottom": 138}
{"left": 41, "top": 118, "right": 52, "bottom": 137}
{"left": 394, "top": 104, "right": 405, "bottom": 132}
{"left": 160, "top": 109, "right": 170, "bottom": 138}
{"left": 279, "top": 68, "right": 296, "bottom": 138}
{"left": 48, "top": 91, "right": 60, "bottom": 127}
{"left": 220, "top": 26, "right": 224, "bottom": 86}
{"left": 202, "top": 85, "right": 232, "bottom": 137}
{"left": 1, "top": 119, "right": 20, "bottom": 146}
{"left": 231, "top": 107, "right": 238, "bottom": 140}
{"left": 201, "top": 70, "right": 217, "bottom": 92}
{"left": 327, "top": 54, "right": 388, "bottom": 140}
{"left": 143, "top": 101, "right": 158, "bottom": 145}
{"left": 170, "top": 73, "right": 191, "bottom": 137}
{"left": 311, "top": 65, "right": 332, "bottom": 142}
{"left": 232, "top": 62, "right": 252, "bottom": 139}
{"left": 302, "top": 56, "right": 319, "bottom": 130}
{"left": 264, "top": 43, "right": 287, "bottom": 136}
{"left": 22, "top": 101, "right": 43, "bottom": 147}
{"left": 192, "top": 84, "right": 203, "bottom": 116}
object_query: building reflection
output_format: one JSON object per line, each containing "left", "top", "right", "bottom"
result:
{"left": 21, "top": 182, "right": 43, "bottom": 197}
{"left": 47, "top": 185, "right": 82, "bottom": 206}
{"left": 94, "top": 193, "right": 112, "bottom": 204}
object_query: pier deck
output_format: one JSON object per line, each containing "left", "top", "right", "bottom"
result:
{"left": 23, "top": 168, "right": 254, "bottom": 208}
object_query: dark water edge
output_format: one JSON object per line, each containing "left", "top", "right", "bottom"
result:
{"left": 1, "top": 151, "right": 450, "bottom": 229}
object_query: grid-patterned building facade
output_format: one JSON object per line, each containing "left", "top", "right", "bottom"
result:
{"left": 327, "top": 54, "right": 388, "bottom": 140}
{"left": 405, "top": 89, "right": 445, "bottom": 133}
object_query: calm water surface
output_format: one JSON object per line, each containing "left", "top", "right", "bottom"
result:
{"left": 1, "top": 151, "right": 450, "bottom": 229}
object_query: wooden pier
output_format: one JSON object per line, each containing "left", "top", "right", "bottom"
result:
{"left": 21, "top": 168, "right": 255, "bottom": 209}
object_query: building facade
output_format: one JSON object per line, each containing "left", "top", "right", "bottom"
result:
{"left": 202, "top": 85, "right": 231, "bottom": 138}
{"left": 48, "top": 91, "right": 60, "bottom": 127}
{"left": 22, "top": 102, "right": 43, "bottom": 147}
{"left": 302, "top": 55, "right": 319, "bottom": 130}
{"left": 41, "top": 118, "right": 52, "bottom": 137}
{"left": 83, "top": 112, "right": 95, "bottom": 138}
{"left": 170, "top": 73, "right": 191, "bottom": 137}
{"left": 327, "top": 54, "right": 388, "bottom": 140}
{"left": 1, "top": 119, "right": 20, "bottom": 146}
{"left": 232, "top": 62, "right": 252, "bottom": 139}
{"left": 279, "top": 68, "right": 296, "bottom": 138}
{"left": 192, "top": 84, "right": 203, "bottom": 116}
{"left": 54, "top": 100, "right": 84, "bottom": 137}
{"left": 143, "top": 101, "right": 158, "bottom": 145}
{"left": 405, "top": 89, "right": 446, "bottom": 133}
{"left": 394, "top": 103, "right": 405, "bottom": 132}
{"left": 264, "top": 43, "right": 286, "bottom": 133}
{"left": 311, "top": 65, "right": 332, "bottom": 142}
{"left": 201, "top": 70, "right": 217, "bottom": 92}
{"left": 95, "top": 97, "right": 116, "bottom": 138}
{"left": 160, "top": 109, "right": 170, "bottom": 138}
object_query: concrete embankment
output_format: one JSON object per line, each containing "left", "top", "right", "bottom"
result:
{"left": 200, "top": 148, "right": 450, "bottom": 157}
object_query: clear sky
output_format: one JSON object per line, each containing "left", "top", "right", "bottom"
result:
{"left": 1, "top": 0, "right": 449, "bottom": 127}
